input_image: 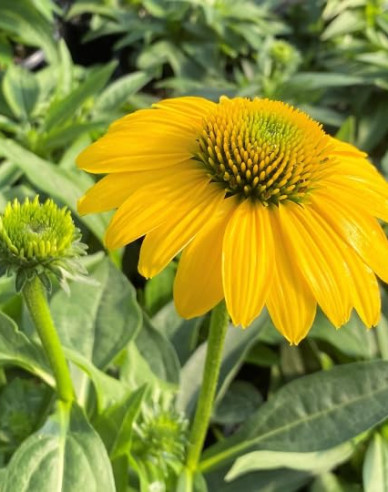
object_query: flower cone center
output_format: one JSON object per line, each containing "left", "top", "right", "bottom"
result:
{"left": 0, "top": 197, "right": 75, "bottom": 260}
{"left": 197, "top": 97, "right": 331, "bottom": 205}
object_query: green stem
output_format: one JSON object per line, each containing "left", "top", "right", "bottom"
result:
{"left": 186, "top": 301, "right": 229, "bottom": 472}
{"left": 22, "top": 276, "right": 73, "bottom": 403}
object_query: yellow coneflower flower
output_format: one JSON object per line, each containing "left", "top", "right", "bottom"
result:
{"left": 77, "top": 96, "right": 388, "bottom": 344}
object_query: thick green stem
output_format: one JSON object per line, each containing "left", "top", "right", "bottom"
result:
{"left": 22, "top": 276, "right": 73, "bottom": 403}
{"left": 186, "top": 301, "right": 229, "bottom": 472}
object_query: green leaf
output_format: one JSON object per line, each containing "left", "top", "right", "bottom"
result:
{"left": 279, "top": 342, "right": 322, "bottom": 384}
{"left": 66, "top": 2, "right": 116, "bottom": 18}
{"left": 357, "top": 97, "right": 388, "bottom": 152}
{"left": 0, "top": 138, "right": 109, "bottom": 241}
{"left": 110, "top": 455, "right": 130, "bottom": 492}
{"left": 213, "top": 381, "right": 263, "bottom": 425}
{"left": 122, "top": 316, "right": 180, "bottom": 387}
{"left": 321, "top": 10, "right": 364, "bottom": 40}
{"left": 0, "top": 468, "right": 6, "bottom": 487}
{"left": 245, "top": 342, "right": 279, "bottom": 367}
{"left": 0, "top": 276, "right": 15, "bottom": 305}
{"left": 137, "top": 315, "right": 180, "bottom": 383}
{"left": 93, "top": 71, "right": 151, "bottom": 114}
{"left": 64, "top": 347, "right": 129, "bottom": 412}
{"left": 2, "top": 66, "right": 39, "bottom": 121}
{"left": 322, "top": 0, "right": 363, "bottom": 21}
{"left": 0, "top": 311, "right": 53, "bottom": 386}
{"left": 94, "top": 385, "right": 147, "bottom": 459}
{"left": 292, "top": 104, "right": 345, "bottom": 128}
{"left": 32, "top": 0, "right": 62, "bottom": 22}
{"left": 144, "top": 263, "right": 176, "bottom": 316}
{"left": 44, "top": 61, "right": 117, "bottom": 131}
{"left": 309, "top": 311, "right": 376, "bottom": 359}
{"left": 33, "top": 66, "right": 59, "bottom": 110}
{"left": 336, "top": 116, "right": 356, "bottom": 144}
{"left": 3, "top": 402, "right": 115, "bottom": 492}
{"left": 226, "top": 442, "right": 354, "bottom": 480}
{"left": 205, "top": 466, "right": 311, "bottom": 492}
{"left": 151, "top": 301, "right": 201, "bottom": 365}
{"left": 0, "top": 160, "right": 22, "bottom": 188}
{"left": 0, "top": 34, "right": 12, "bottom": 67}
{"left": 363, "top": 433, "right": 388, "bottom": 492}
{"left": 356, "top": 51, "right": 388, "bottom": 69}
{"left": 178, "top": 312, "right": 268, "bottom": 417}
{"left": 289, "top": 72, "right": 364, "bottom": 91}
{"left": 58, "top": 134, "right": 92, "bottom": 170}
{"left": 121, "top": 343, "right": 165, "bottom": 390}
{"left": 0, "top": 115, "right": 19, "bottom": 134}
{"left": 0, "top": 378, "right": 51, "bottom": 453}
{"left": 376, "top": 315, "right": 388, "bottom": 360}
{"left": 42, "top": 122, "right": 106, "bottom": 151}
{"left": 137, "top": 40, "right": 190, "bottom": 77}
{"left": 56, "top": 40, "right": 74, "bottom": 98}
{"left": 51, "top": 258, "right": 142, "bottom": 370}
{"left": 200, "top": 360, "right": 388, "bottom": 472}
{"left": 310, "top": 472, "right": 354, "bottom": 492}
{"left": 0, "top": 0, "right": 58, "bottom": 64}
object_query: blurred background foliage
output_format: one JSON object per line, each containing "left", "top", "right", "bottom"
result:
{"left": 2, "top": 1, "right": 388, "bottom": 491}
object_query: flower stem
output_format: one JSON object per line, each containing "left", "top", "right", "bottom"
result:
{"left": 186, "top": 301, "right": 229, "bottom": 472}
{"left": 22, "top": 276, "right": 73, "bottom": 403}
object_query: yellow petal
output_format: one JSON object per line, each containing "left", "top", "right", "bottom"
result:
{"left": 79, "top": 98, "right": 213, "bottom": 171}
{"left": 333, "top": 240, "right": 380, "bottom": 327}
{"left": 105, "top": 168, "right": 210, "bottom": 249}
{"left": 266, "top": 209, "right": 316, "bottom": 345}
{"left": 278, "top": 203, "right": 352, "bottom": 327}
{"left": 319, "top": 176, "right": 388, "bottom": 222}
{"left": 307, "top": 203, "right": 380, "bottom": 327}
{"left": 344, "top": 253, "right": 381, "bottom": 327}
{"left": 329, "top": 136, "right": 367, "bottom": 158}
{"left": 222, "top": 201, "right": 274, "bottom": 328}
{"left": 78, "top": 173, "right": 131, "bottom": 215}
{"left": 153, "top": 96, "right": 216, "bottom": 122}
{"left": 77, "top": 164, "right": 199, "bottom": 215}
{"left": 76, "top": 131, "right": 195, "bottom": 173}
{"left": 333, "top": 156, "right": 388, "bottom": 192}
{"left": 139, "top": 184, "right": 226, "bottom": 278}
{"left": 76, "top": 98, "right": 209, "bottom": 174}
{"left": 311, "top": 192, "right": 388, "bottom": 283}
{"left": 174, "top": 198, "right": 236, "bottom": 318}
{"left": 78, "top": 171, "right": 153, "bottom": 215}
{"left": 108, "top": 108, "right": 203, "bottom": 135}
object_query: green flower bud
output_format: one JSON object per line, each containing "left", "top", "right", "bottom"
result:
{"left": 270, "top": 40, "right": 301, "bottom": 71}
{"left": 0, "top": 196, "right": 87, "bottom": 292}
{"left": 133, "top": 398, "right": 188, "bottom": 483}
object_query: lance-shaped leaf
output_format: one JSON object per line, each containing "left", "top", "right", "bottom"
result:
{"left": 200, "top": 361, "right": 388, "bottom": 473}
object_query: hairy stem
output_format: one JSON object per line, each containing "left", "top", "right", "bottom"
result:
{"left": 22, "top": 276, "right": 73, "bottom": 403}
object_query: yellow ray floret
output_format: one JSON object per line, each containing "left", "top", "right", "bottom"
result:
{"left": 77, "top": 96, "right": 388, "bottom": 344}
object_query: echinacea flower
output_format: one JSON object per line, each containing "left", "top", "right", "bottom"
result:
{"left": 77, "top": 96, "right": 388, "bottom": 344}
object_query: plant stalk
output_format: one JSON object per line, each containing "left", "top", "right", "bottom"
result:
{"left": 22, "top": 276, "right": 73, "bottom": 403}
{"left": 186, "top": 301, "right": 229, "bottom": 472}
